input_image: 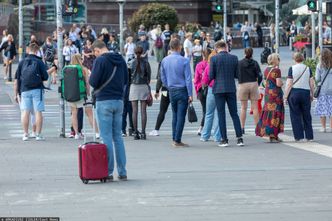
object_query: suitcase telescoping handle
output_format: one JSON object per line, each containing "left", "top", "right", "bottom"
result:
{"left": 83, "top": 101, "right": 97, "bottom": 143}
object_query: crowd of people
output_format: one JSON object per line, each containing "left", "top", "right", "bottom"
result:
{"left": 1, "top": 21, "right": 332, "bottom": 180}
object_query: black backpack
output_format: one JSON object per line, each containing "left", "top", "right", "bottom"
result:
{"left": 44, "top": 44, "right": 55, "bottom": 62}
{"left": 20, "top": 58, "right": 43, "bottom": 88}
{"left": 261, "top": 47, "right": 272, "bottom": 64}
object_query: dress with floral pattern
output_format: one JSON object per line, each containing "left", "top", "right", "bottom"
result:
{"left": 256, "top": 66, "right": 285, "bottom": 138}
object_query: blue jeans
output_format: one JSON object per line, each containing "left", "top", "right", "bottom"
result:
{"left": 214, "top": 92, "right": 242, "bottom": 140}
{"left": 288, "top": 89, "right": 313, "bottom": 140}
{"left": 169, "top": 87, "right": 189, "bottom": 143}
{"left": 96, "top": 100, "right": 127, "bottom": 176}
{"left": 242, "top": 39, "right": 250, "bottom": 48}
{"left": 201, "top": 87, "right": 221, "bottom": 142}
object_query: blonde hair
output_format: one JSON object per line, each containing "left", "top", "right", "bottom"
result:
{"left": 267, "top": 53, "right": 280, "bottom": 66}
{"left": 101, "top": 28, "right": 108, "bottom": 34}
{"left": 126, "top": 36, "right": 133, "bottom": 43}
{"left": 208, "top": 50, "right": 218, "bottom": 64}
{"left": 194, "top": 39, "right": 200, "bottom": 45}
{"left": 185, "top": 32, "right": 192, "bottom": 38}
{"left": 70, "top": 54, "right": 83, "bottom": 66}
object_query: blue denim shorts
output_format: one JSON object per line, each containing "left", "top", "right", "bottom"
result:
{"left": 20, "top": 89, "right": 45, "bottom": 112}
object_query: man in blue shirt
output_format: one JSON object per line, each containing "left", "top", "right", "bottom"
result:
{"left": 161, "top": 39, "right": 193, "bottom": 147}
{"left": 209, "top": 40, "right": 244, "bottom": 147}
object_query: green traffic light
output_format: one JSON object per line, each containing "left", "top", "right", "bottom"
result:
{"left": 216, "top": 5, "right": 222, "bottom": 11}
{"left": 307, "top": 0, "right": 316, "bottom": 10}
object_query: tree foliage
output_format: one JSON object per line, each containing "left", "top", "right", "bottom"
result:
{"left": 128, "top": 3, "right": 178, "bottom": 32}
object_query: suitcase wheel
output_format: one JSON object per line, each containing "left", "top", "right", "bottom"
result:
{"left": 82, "top": 179, "right": 89, "bottom": 184}
{"left": 100, "top": 178, "right": 107, "bottom": 183}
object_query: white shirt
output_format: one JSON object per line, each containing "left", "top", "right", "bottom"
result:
{"left": 183, "top": 39, "right": 193, "bottom": 58}
{"left": 63, "top": 45, "right": 78, "bottom": 62}
{"left": 192, "top": 45, "right": 202, "bottom": 57}
{"left": 124, "top": 42, "right": 136, "bottom": 62}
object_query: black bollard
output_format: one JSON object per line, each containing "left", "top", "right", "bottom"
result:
{"left": 8, "top": 62, "right": 12, "bottom": 82}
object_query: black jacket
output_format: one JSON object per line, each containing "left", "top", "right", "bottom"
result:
{"left": 0, "top": 41, "right": 17, "bottom": 59}
{"left": 238, "top": 58, "right": 262, "bottom": 84}
{"left": 130, "top": 58, "right": 151, "bottom": 85}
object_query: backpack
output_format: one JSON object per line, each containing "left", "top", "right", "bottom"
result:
{"left": 155, "top": 36, "right": 163, "bottom": 49}
{"left": 20, "top": 58, "right": 43, "bottom": 89}
{"left": 44, "top": 44, "right": 55, "bottom": 62}
{"left": 260, "top": 47, "right": 272, "bottom": 64}
{"left": 244, "top": 31, "right": 249, "bottom": 40}
{"left": 61, "top": 65, "right": 87, "bottom": 102}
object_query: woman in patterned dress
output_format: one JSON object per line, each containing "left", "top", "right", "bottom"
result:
{"left": 314, "top": 49, "right": 332, "bottom": 132}
{"left": 256, "top": 53, "right": 285, "bottom": 143}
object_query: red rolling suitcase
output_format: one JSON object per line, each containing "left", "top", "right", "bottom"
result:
{"left": 78, "top": 103, "right": 108, "bottom": 184}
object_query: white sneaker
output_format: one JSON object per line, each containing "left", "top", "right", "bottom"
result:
{"left": 200, "top": 138, "right": 208, "bottom": 142}
{"left": 22, "top": 133, "right": 29, "bottom": 141}
{"left": 149, "top": 130, "right": 159, "bottom": 136}
{"left": 30, "top": 132, "right": 36, "bottom": 138}
{"left": 35, "top": 134, "right": 45, "bottom": 141}
{"left": 319, "top": 127, "right": 326, "bottom": 133}
{"left": 327, "top": 128, "right": 332, "bottom": 133}
{"left": 197, "top": 127, "right": 203, "bottom": 136}
{"left": 96, "top": 133, "right": 100, "bottom": 139}
{"left": 74, "top": 134, "right": 81, "bottom": 140}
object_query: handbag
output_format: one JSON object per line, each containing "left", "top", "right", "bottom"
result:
{"left": 314, "top": 67, "right": 331, "bottom": 98}
{"left": 91, "top": 66, "right": 117, "bottom": 105}
{"left": 146, "top": 85, "right": 153, "bottom": 107}
{"left": 187, "top": 103, "right": 198, "bottom": 123}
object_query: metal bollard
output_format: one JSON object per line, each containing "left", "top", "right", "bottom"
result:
{"left": 8, "top": 62, "right": 12, "bottom": 82}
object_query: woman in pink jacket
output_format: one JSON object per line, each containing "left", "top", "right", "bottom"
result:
{"left": 194, "top": 50, "right": 210, "bottom": 135}
{"left": 200, "top": 50, "right": 221, "bottom": 142}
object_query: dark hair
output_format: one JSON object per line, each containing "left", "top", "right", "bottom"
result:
{"left": 244, "top": 47, "right": 253, "bottom": 59}
{"left": 135, "top": 46, "right": 144, "bottom": 73}
{"left": 170, "top": 39, "right": 181, "bottom": 50}
{"left": 91, "top": 40, "right": 107, "bottom": 50}
{"left": 202, "top": 49, "right": 212, "bottom": 61}
{"left": 171, "top": 33, "right": 180, "bottom": 40}
{"left": 214, "top": 40, "right": 227, "bottom": 49}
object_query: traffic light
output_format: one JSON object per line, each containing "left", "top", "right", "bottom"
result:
{"left": 215, "top": 4, "right": 222, "bottom": 12}
{"left": 307, "top": 0, "right": 317, "bottom": 12}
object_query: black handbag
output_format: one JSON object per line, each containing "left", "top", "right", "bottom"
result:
{"left": 187, "top": 103, "right": 198, "bottom": 123}
{"left": 314, "top": 67, "right": 331, "bottom": 98}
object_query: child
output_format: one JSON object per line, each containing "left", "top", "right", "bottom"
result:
{"left": 192, "top": 39, "right": 202, "bottom": 72}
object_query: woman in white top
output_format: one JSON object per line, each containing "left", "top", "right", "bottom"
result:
{"left": 192, "top": 39, "right": 203, "bottom": 72}
{"left": 284, "top": 52, "right": 315, "bottom": 141}
{"left": 183, "top": 32, "right": 193, "bottom": 60}
{"left": 124, "top": 36, "right": 136, "bottom": 64}
{"left": 63, "top": 39, "right": 79, "bottom": 65}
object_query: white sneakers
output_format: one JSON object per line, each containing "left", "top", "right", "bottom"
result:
{"left": 149, "top": 130, "right": 159, "bottom": 136}
{"left": 319, "top": 127, "right": 332, "bottom": 133}
{"left": 74, "top": 133, "right": 84, "bottom": 140}
{"left": 22, "top": 134, "right": 29, "bottom": 141}
{"left": 22, "top": 133, "right": 45, "bottom": 141}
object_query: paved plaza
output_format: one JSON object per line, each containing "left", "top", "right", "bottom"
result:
{"left": 0, "top": 47, "right": 332, "bottom": 221}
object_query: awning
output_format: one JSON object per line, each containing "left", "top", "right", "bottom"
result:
{"left": 292, "top": 3, "right": 327, "bottom": 15}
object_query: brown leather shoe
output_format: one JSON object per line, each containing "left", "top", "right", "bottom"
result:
{"left": 172, "top": 142, "right": 189, "bottom": 147}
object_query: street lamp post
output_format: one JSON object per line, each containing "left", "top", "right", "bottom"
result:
{"left": 116, "top": 0, "right": 126, "bottom": 55}
{"left": 275, "top": 0, "right": 280, "bottom": 54}
{"left": 318, "top": 0, "right": 323, "bottom": 53}
{"left": 311, "top": 12, "right": 316, "bottom": 58}
{"left": 18, "top": 0, "right": 23, "bottom": 62}
{"left": 223, "top": 0, "right": 227, "bottom": 42}
{"left": 56, "top": 0, "right": 66, "bottom": 138}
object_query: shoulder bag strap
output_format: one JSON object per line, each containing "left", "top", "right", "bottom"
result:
{"left": 319, "top": 67, "right": 331, "bottom": 87}
{"left": 264, "top": 67, "right": 274, "bottom": 86}
{"left": 93, "top": 66, "right": 117, "bottom": 95}
{"left": 292, "top": 66, "right": 308, "bottom": 86}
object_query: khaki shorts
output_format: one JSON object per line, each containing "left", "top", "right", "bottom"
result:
{"left": 238, "top": 82, "right": 259, "bottom": 101}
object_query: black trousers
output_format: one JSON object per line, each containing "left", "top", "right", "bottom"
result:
{"left": 288, "top": 89, "right": 313, "bottom": 140}
{"left": 198, "top": 89, "right": 207, "bottom": 127}
{"left": 154, "top": 93, "right": 170, "bottom": 130}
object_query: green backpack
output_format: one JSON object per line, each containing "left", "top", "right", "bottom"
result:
{"left": 61, "top": 65, "right": 87, "bottom": 102}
